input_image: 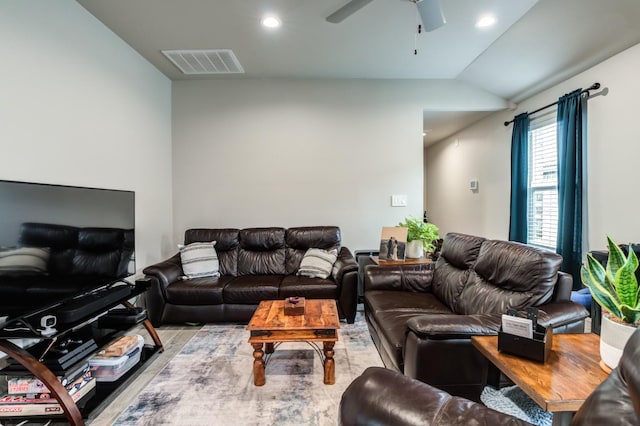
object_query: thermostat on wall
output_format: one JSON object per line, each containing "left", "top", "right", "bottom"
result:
{"left": 469, "top": 179, "right": 479, "bottom": 191}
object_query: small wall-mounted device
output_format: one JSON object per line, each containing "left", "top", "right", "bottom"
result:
{"left": 469, "top": 179, "right": 479, "bottom": 191}
{"left": 39, "top": 315, "right": 57, "bottom": 337}
{"left": 390, "top": 194, "right": 408, "bottom": 207}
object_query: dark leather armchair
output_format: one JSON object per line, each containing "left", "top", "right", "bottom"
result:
{"left": 364, "top": 233, "right": 589, "bottom": 401}
{"left": 339, "top": 327, "right": 640, "bottom": 425}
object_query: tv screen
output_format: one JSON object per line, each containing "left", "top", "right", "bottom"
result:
{"left": 0, "top": 180, "right": 135, "bottom": 318}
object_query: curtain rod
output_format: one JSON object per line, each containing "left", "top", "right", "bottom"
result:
{"left": 503, "top": 82, "right": 601, "bottom": 126}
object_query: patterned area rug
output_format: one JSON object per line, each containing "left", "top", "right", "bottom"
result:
{"left": 113, "top": 312, "right": 383, "bottom": 425}
{"left": 481, "top": 385, "right": 552, "bottom": 425}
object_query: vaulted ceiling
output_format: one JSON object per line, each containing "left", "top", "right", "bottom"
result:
{"left": 77, "top": 0, "right": 640, "bottom": 145}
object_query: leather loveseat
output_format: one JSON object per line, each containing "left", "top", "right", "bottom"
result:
{"left": 364, "top": 232, "right": 589, "bottom": 401}
{"left": 339, "top": 326, "right": 640, "bottom": 425}
{"left": 143, "top": 226, "right": 358, "bottom": 326}
{"left": 0, "top": 222, "right": 134, "bottom": 316}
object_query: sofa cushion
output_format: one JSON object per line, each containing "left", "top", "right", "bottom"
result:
{"left": 432, "top": 233, "right": 485, "bottom": 311}
{"left": 166, "top": 275, "right": 233, "bottom": 305}
{"left": 184, "top": 229, "right": 239, "bottom": 277}
{"left": 0, "top": 247, "right": 49, "bottom": 274}
{"left": 237, "top": 228, "right": 286, "bottom": 275}
{"left": 297, "top": 248, "right": 338, "bottom": 279}
{"left": 285, "top": 226, "right": 341, "bottom": 274}
{"left": 456, "top": 240, "right": 563, "bottom": 315}
{"left": 223, "top": 275, "right": 282, "bottom": 304}
{"left": 365, "top": 291, "right": 452, "bottom": 316}
{"left": 279, "top": 275, "right": 337, "bottom": 299}
{"left": 179, "top": 241, "right": 220, "bottom": 279}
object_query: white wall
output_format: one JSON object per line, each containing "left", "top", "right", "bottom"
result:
{"left": 0, "top": 1, "right": 174, "bottom": 268}
{"left": 173, "top": 79, "right": 507, "bottom": 250}
{"left": 426, "top": 42, "right": 640, "bottom": 251}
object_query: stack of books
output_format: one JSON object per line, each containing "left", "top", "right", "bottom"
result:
{"left": 0, "top": 362, "right": 95, "bottom": 418}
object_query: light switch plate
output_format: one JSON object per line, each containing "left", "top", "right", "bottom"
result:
{"left": 391, "top": 194, "right": 408, "bottom": 207}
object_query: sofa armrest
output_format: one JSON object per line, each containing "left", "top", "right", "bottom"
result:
{"left": 331, "top": 247, "right": 359, "bottom": 324}
{"left": 364, "top": 264, "right": 435, "bottom": 293}
{"left": 142, "top": 253, "right": 183, "bottom": 289}
{"left": 537, "top": 301, "right": 589, "bottom": 332}
{"left": 406, "top": 314, "right": 502, "bottom": 339}
{"left": 339, "top": 367, "right": 530, "bottom": 426}
{"left": 142, "top": 253, "right": 183, "bottom": 326}
{"left": 332, "top": 247, "right": 358, "bottom": 283}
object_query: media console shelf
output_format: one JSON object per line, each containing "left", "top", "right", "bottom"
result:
{"left": 0, "top": 280, "right": 163, "bottom": 425}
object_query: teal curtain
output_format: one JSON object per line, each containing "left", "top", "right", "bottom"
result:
{"left": 556, "top": 89, "right": 585, "bottom": 289}
{"left": 508, "top": 113, "right": 530, "bottom": 243}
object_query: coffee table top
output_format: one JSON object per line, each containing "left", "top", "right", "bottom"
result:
{"left": 247, "top": 299, "right": 340, "bottom": 333}
{"left": 472, "top": 333, "right": 609, "bottom": 412}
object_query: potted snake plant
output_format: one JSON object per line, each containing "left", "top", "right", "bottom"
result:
{"left": 580, "top": 236, "right": 639, "bottom": 370}
{"left": 398, "top": 216, "right": 439, "bottom": 259}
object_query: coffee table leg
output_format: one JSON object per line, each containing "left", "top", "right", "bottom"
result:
{"left": 265, "top": 342, "right": 275, "bottom": 354}
{"left": 251, "top": 343, "right": 266, "bottom": 386}
{"left": 323, "top": 341, "right": 335, "bottom": 385}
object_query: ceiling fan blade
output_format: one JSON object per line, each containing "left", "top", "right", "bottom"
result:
{"left": 416, "top": 0, "right": 446, "bottom": 32}
{"left": 326, "top": 0, "right": 375, "bottom": 23}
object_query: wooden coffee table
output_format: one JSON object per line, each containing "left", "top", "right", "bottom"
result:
{"left": 472, "top": 333, "right": 609, "bottom": 426}
{"left": 247, "top": 299, "right": 340, "bottom": 386}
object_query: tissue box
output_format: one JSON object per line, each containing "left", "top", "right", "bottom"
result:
{"left": 498, "top": 325, "right": 553, "bottom": 363}
{"left": 284, "top": 297, "right": 305, "bottom": 316}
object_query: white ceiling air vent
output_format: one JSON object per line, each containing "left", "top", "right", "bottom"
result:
{"left": 161, "top": 49, "right": 244, "bottom": 75}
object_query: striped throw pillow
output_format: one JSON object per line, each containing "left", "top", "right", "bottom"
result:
{"left": 297, "top": 248, "right": 338, "bottom": 279}
{"left": 179, "top": 241, "right": 220, "bottom": 280}
{"left": 0, "top": 247, "right": 50, "bottom": 274}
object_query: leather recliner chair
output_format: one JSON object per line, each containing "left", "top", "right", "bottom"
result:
{"left": 339, "top": 327, "right": 640, "bottom": 425}
{"left": 364, "top": 233, "right": 589, "bottom": 401}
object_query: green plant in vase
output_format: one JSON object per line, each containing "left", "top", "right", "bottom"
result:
{"left": 581, "top": 236, "right": 639, "bottom": 369}
{"left": 398, "top": 216, "right": 439, "bottom": 258}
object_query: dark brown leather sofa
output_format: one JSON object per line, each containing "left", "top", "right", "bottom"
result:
{"left": 339, "top": 326, "right": 640, "bottom": 425}
{"left": 143, "top": 226, "right": 358, "bottom": 326}
{"left": 364, "top": 232, "right": 589, "bottom": 401}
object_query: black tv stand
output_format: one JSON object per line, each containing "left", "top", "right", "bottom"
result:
{"left": 0, "top": 280, "right": 163, "bottom": 425}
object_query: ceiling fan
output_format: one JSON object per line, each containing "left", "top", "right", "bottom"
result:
{"left": 326, "top": 0, "right": 446, "bottom": 32}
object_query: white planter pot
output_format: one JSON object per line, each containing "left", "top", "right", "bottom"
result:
{"left": 600, "top": 314, "right": 637, "bottom": 370}
{"left": 406, "top": 240, "right": 424, "bottom": 259}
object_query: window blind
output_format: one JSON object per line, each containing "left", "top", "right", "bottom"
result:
{"left": 527, "top": 111, "right": 558, "bottom": 249}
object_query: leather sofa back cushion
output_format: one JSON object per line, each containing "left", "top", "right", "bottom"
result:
{"left": 432, "top": 233, "right": 484, "bottom": 311}
{"left": 185, "top": 228, "right": 239, "bottom": 276}
{"left": 238, "top": 228, "right": 286, "bottom": 275}
{"left": 285, "top": 226, "right": 341, "bottom": 274}
{"left": 456, "top": 240, "right": 562, "bottom": 315}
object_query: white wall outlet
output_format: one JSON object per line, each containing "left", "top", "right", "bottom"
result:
{"left": 391, "top": 194, "right": 408, "bottom": 207}
{"left": 469, "top": 179, "right": 479, "bottom": 191}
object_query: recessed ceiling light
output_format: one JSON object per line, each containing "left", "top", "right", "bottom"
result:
{"left": 476, "top": 14, "right": 496, "bottom": 28}
{"left": 261, "top": 15, "right": 281, "bottom": 28}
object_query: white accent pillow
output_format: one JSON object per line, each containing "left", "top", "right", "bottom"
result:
{"left": 0, "top": 247, "right": 50, "bottom": 275}
{"left": 178, "top": 241, "right": 220, "bottom": 280}
{"left": 297, "top": 248, "right": 338, "bottom": 279}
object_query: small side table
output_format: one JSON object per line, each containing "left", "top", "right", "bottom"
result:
{"left": 370, "top": 256, "right": 433, "bottom": 266}
{"left": 472, "top": 333, "right": 608, "bottom": 426}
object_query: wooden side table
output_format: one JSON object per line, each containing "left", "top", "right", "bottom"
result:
{"left": 370, "top": 256, "right": 433, "bottom": 266}
{"left": 472, "top": 333, "right": 608, "bottom": 426}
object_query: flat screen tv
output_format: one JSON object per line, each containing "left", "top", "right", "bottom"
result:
{"left": 0, "top": 180, "right": 135, "bottom": 319}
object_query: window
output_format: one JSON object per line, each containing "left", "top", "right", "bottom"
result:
{"left": 527, "top": 111, "right": 558, "bottom": 249}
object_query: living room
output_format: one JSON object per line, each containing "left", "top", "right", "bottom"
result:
{"left": 2, "top": 0, "right": 640, "bottom": 425}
